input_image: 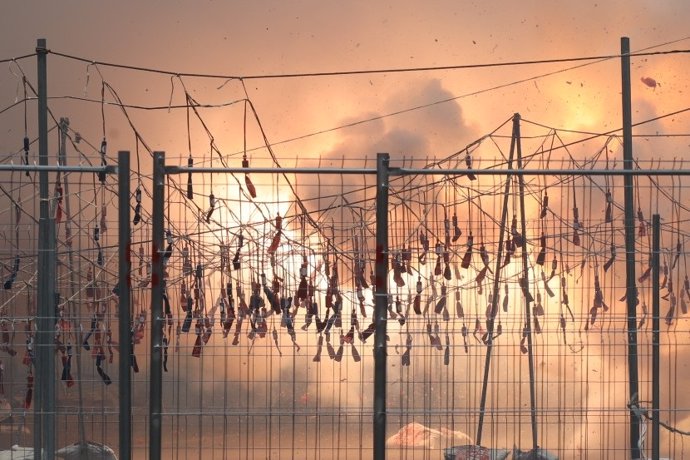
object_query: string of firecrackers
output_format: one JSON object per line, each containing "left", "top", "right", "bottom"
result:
{"left": 3, "top": 168, "right": 686, "bottom": 384}
{"left": 2, "top": 186, "right": 686, "bottom": 391}
{"left": 0, "top": 86, "right": 36, "bottom": 404}
{"left": 115, "top": 160, "right": 684, "bottom": 377}
{"left": 2, "top": 124, "right": 688, "bottom": 388}
{"left": 1, "top": 149, "right": 119, "bottom": 397}
{"left": 0, "top": 182, "right": 120, "bottom": 396}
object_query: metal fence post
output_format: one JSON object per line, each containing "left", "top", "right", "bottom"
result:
{"left": 35, "top": 36, "right": 57, "bottom": 460}
{"left": 149, "top": 151, "right": 165, "bottom": 460}
{"left": 374, "top": 153, "right": 390, "bottom": 460}
{"left": 621, "top": 36, "right": 640, "bottom": 459}
{"left": 118, "top": 151, "right": 132, "bottom": 460}
{"left": 652, "top": 214, "right": 660, "bottom": 459}
{"left": 476, "top": 114, "right": 519, "bottom": 446}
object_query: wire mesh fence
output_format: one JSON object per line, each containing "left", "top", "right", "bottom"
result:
{"left": 0, "top": 154, "right": 125, "bottom": 458}
{"left": 135, "top": 115, "right": 690, "bottom": 459}
{"left": 1, "top": 40, "right": 690, "bottom": 460}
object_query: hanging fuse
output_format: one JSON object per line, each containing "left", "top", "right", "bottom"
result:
{"left": 455, "top": 290, "right": 464, "bottom": 319}
{"left": 413, "top": 276, "right": 423, "bottom": 315}
{"left": 54, "top": 179, "right": 64, "bottom": 224}
{"left": 479, "top": 243, "right": 490, "bottom": 269}
{"left": 98, "top": 138, "right": 107, "bottom": 183}
{"left": 456, "top": 325, "right": 468, "bottom": 356}
{"left": 138, "top": 245, "right": 145, "bottom": 277}
{"left": 242, "top": 154, "right": 257, "bottom": 198}
{"left": 232, "top": 233, "right": 244, "bottom": 270}
{"left": 133, "top": 187, "right": 142, "bottom": 225}
{"left": 452, "top": 212, "right": 462, "bottom": 242}
{"left": 637, "top": 208, "right": 646, "bottom": 237}
{"left": 3, "top": 256, "right": 19, "bottom": 290}
{"left": 186, "top": 154, "right": 194, "bottom": 199}
{"left": 420, "top": 229, "right": 430, "bottom": 252}
{"left": 434, "top": 284, "right": 447, "bottom": 314}
{"left": 443, "top": 255, "right": 452, "bottom": 281}
{"left": 465, "top": 152, "right": 477, "bottom": 181}
{"left": 205, "top": 192, "right": 216, "bottom": 223}
{"left": 461, "top": 232, "right": 474, "bottom": 269}
{"left": 23, "top": 136, "right": 30, "bottom": 177}
{"left": 540, "top": 191, "right": 549, "bottom": 219}
{"left": 548, "top": 256, "right": 558, "bottom": 281}
{"left": 267, "top": 214, "right": 283, "bottom": 254}
{"left": 603, "top": 243, "right": 616, "bottom": 272}
{"left": 434, "top": 251, "right": 443, "bottom": 277}
{"left": 536, "top": 232, "right": 546, "bottom": 266}
{"left": 672, "top": 238, "right": 682, "bottom": 269}
{"left": 100, "top": 203, "right": 107, "bottom": 233}
{"left": 604, "top": 190, "right": 613, "bottom": 223}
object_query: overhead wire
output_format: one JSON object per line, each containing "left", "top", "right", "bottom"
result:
{"left": 45, "top": 47, "right": 690, "bottom": 81}
{"left": 3, "top": 38, "right": 689, "bottom": 167}
{"left": 0, "top": 53, "right": 36, "bottom": 65}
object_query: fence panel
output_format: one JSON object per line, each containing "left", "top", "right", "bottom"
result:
{"left": 143, "top": 117, "right": 690, "bottom": 459}
{"left": 0, "top": 153, "right": 127, "bottom": 458}
{"left": 2, "top": 117, "right": 690, "bottom": 460}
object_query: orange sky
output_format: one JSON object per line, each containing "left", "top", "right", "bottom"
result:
{"left": 0, "top": 1, "right": 689, "bottom": 161}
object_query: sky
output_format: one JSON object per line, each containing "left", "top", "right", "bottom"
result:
{"left": 2, "top": 2, "right": 690, "bottom": 458}
{"left": 1, "top": 1, "right": 689, "bottom": 162}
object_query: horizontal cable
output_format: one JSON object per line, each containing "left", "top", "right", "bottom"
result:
{"left": 0, "top": 164, "right": 116, "bottom": 173}
{"left": 47, "top": 48, "right": 690, "bottom": 80}
{"left": 163, "top": 165, "right": 690, "bottom": 176}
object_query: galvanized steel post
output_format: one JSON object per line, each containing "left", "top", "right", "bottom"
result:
{"left": 118, "top": 151, "right": 132, "bottom": 460}
{"left": 652, "top": 214, "right": 660, "bottom": 459}
{"left": 35, "top": 37, "right": 56, "bottom": 460}
{"left": 149, "top": 151, "right": 165, "bottom": 460}
{"left": 621, "top": 36, "right": 640, "bottom": 459}
{"left": 476, "top": 113, "right": 519, "bottom": 446}
{"left": 374, "top": 153, "right": 390, "bottom": 460}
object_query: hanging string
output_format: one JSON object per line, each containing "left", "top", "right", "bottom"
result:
{"left": 3, "top": 168, "right": 19, "bottom": 290}
{"left": 206, "top": 144, "right": 216, "bottom": 223}
{"left": 572, "top": 177, "right": 581, "bottom": 247}
{"left": 242, "top": 99, "right": 257, "bottom": 199}
{"left": 461, "top": 188, "right": 474, "bottom": 270}
{"left": 602, "top": 146, "right": 616, "bottom": 273}
{"left": 132, "top": 137, "right": 143, "bottom": 226}
{"left": 97, "top": 82, "right": 107, "bottom": 184}
{"left": 475, "top": 195, "right": 490, "bottom": 290}
{"left": 442, "top": 181, "right": 452, "bottom": 281}
{"left": 677, "top": 161, "right": 690, "bottom": 311}
{"left": 672, "top": 159, "right": 682, "bottom": 270}
{"left": 559, "top": 175, "right": 582, "bottom": 353}
{"left": 186, "top": 94, "right": 194, "bottom": 200}
{"left": 22, "top": 77, "right": 30, "bottom": 177}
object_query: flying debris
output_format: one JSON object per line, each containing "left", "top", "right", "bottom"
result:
{"left": 640, "top": 76, "right": 660, "bottom": 89}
